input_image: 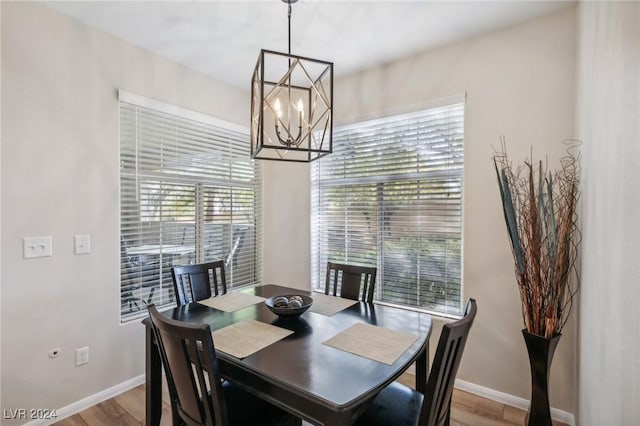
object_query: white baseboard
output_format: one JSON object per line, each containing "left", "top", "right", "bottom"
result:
{"left": 24, "top": 374, "right": 145, "bottom": 426}
{"left": 455, "top": 379, "right": 576, "bottom": 426}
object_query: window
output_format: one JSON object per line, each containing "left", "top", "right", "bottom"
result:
{"left": 119, "top": 92, "right": 261, "bottom": 322}
{"left": 311, "top": 98, "right": 464, "bottom": 316}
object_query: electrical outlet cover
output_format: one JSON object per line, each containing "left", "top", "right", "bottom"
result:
{"left": 75, "top": 347, "right": 89, "bottom": 366}
{"left": 74, "top": 235, "right": 91, "bottom": 255}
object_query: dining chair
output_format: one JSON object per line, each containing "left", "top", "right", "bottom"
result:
{"left": 171, "top": 260, "right": 227, "bottom": 306}
{"left": 325, "top": 262, "right": 377, "bottom": 303}
{"left": 354, "top": 298, "right": 477, "bottom": 426}
{"left": 143, "top": 256, "right": 176, "bottom": 305}
{"left": 147, "top": 304, "right": 297, "bottom": 426}
{"left": 225, "top": 225, "right": 249, "bottom": 270}
{"left": 120, "top": 235, "right": 163, "bottom": 309}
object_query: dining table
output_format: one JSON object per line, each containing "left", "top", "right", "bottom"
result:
{"left": 143, "top": 284, "right": 432, "bottom": 426}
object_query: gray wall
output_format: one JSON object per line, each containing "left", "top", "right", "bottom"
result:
{"left": 330, "top": 8, "right": 578, "bottom": 413}
{"left": 0, "top": 2, "right": 246, "bottom": 421}
{"left": 577, "top": 1, "right": 640, "bottom": 424}
{"left": 1, "top": 1, "right": 591, "bottom": 422}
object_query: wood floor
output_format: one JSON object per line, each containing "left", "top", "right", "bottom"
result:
{"left": 53, "top": 374, "right": 567, "bottom": 426}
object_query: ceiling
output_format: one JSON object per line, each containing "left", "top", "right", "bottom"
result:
{"left": 43, "top": 1, "right": 574, "bottom": 92}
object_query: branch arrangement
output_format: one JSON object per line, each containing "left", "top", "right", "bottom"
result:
{"left": 494, "top": 139, "right": 581, "bottom": 338}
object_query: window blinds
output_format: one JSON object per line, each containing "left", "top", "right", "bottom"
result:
{"left": 311, "top": 101, "right": 464, "bottom": 316}
{"left": 120, "top": 96, "right": 261, "bottom": 321}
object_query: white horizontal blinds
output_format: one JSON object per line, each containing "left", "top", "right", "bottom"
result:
{"left": 200, "top": 184, "right": 259, "bottom": 286}
{"left": 120, "top": 100, "right": 260, "bottom": 321}
{"left": 312, "top": 101, "right": 464, "bottom": 316}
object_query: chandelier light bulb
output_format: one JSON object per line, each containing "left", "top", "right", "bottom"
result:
{"left": 274, "top": 98, "right": 282, "bottom": 117}
{"left": 297, "top": 98, "right": 304, "bottom": 125}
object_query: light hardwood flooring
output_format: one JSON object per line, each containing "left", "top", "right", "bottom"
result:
{"left": 53, "top": 373, "right": 567, "bottom": 426}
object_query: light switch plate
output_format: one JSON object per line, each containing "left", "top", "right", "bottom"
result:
{"left": 23, "top": 236, "right": 53, "bottom": 259}
{"left": 74, "top": 235, "right": 91, "bottom": 255}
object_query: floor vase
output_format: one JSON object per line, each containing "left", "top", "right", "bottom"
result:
{"left": 522, "top": 330, "right": 561, "bottom": 426}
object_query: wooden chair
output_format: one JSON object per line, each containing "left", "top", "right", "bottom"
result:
{"left": 354, "top": 298, "right": 477, "bottom": 426}
{"left": 325, "top": 262, "right": 377, "bottom": 303}
{"left": 171, "top": 260, "right": 227, "bottom": 306}
{"left": 147, "top": 304, "right": 297, "bottom": 426}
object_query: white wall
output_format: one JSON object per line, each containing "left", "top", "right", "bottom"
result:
{"left": 331, "top": 8, "right": 578, "bottom": 413}
{"left": 577, "top": 1, "right": 640, "bottom": 424}
{"left": 0, "top": 2, "right": 246, "bottom": 421}
{"left": 262, "top": 162, "right": 311, "bottom": 290}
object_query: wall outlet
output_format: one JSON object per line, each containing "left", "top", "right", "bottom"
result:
{"left": 75, "top": 347, "right": 89, "bottom": 366}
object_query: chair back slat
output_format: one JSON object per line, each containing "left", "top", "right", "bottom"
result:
{"left": 420, "top": 298, "right": 477, "bottom": 426}
{"left": 211, "top": 264, "right": 226, "bottom": 297}
{"left": 172, "top": 261, "right": 227, "bottom": 306}
{"left": 148, "top": 304, "right": 228, "bottom": 426}
{"left": 325, "top": 262, "right": 377, "bottom": 303}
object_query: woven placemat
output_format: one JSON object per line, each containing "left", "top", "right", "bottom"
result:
{"left": 198, "top": 292, "right": 266, "bottom": 312}
{"left": 212, "top": 320, "right": 293, "bottom": 359}
{"left": 308, "top": 293, "right": 358, "bottom": 316}
{"left": 323, "top": 322, "right": 419, "bottom": 365}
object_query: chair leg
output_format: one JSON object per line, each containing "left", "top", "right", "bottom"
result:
{"left": 147, "top": 287, "right": 156, "bottom": 304}
{"left": 122, "top": 291, "right": 140, "bottom": 314}
{"left": 128, "top": 298, "right": 139, "bottom": 313}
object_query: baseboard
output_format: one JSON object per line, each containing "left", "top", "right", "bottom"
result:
{"left": 455, "top": 379, "right": 576, "bottom": 426}
{"left": 24, "top": 374, "right": 145, "bottom": 426}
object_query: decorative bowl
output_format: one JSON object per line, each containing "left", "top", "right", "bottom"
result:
{"left": 265, "top": 294, "right": 313, "bottom": 318}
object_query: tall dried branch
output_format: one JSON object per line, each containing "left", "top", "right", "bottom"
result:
{"left": 493, "top": 140, "right": 581, "bottom": 338}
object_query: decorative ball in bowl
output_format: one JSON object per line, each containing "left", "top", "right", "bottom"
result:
{"left": 265, "top": 294, "right": 313, "bottom": 318}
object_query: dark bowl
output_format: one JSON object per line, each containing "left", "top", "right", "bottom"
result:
{"left": 265, "top": 294, "right": 313, "bottom": 318}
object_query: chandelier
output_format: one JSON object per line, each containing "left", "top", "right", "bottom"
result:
{"left": 250, "top": 0, "right": 333, "bottom": 162}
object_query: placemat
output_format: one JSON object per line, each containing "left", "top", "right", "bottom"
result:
{"left": 323, "top": 322, "right": 419, "bottom": 365}
{"left": 198, "top": 292, "right": 266, "bottom": 312}
{"left": 212, "top": 320, "right": 293, "bottom": 359}
{"left": 308, "top": 293, "right": 359, "bottom": 316}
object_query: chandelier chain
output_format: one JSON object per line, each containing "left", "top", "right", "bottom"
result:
{"left": 288, "top": 4, "right": 292, "bottom": 55}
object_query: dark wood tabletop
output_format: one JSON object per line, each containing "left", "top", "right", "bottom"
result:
{"left": 144, "top": 284, "right": 432, "bottom": 426}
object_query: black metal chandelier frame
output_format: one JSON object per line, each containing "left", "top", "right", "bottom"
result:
{"left": 250, "top": 0, "right": 333, "bottom": 162}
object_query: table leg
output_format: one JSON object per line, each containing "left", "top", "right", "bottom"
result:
{"left": 145, "top": 323, "right": 162, "bottom": 426}
{"left": 415, "top": 342, "right": 429, "bottom": 394}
